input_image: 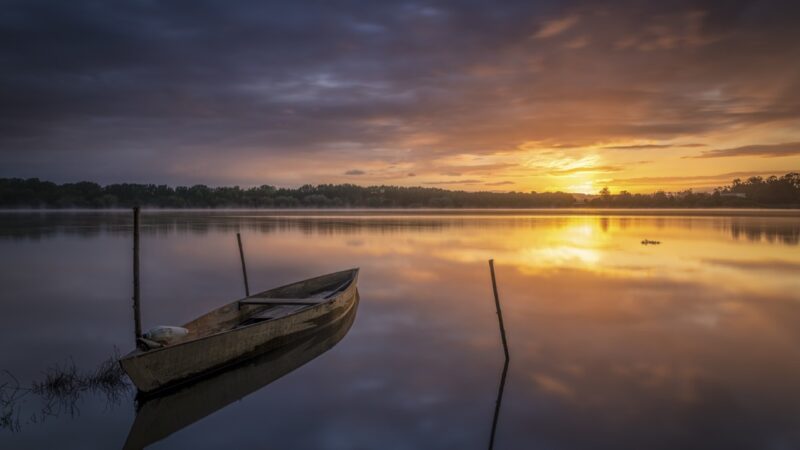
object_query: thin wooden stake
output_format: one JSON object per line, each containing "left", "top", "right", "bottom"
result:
{"left": 237, "top": 232, "right": 250, "bottom": 297}
{"left": 132, "top": 206, "right": 142, "bottom": 340}
{"left": 488, "top": 259, "right": 510, "bottom": 450}
{"left": 488, "top": 259, "right": 510, "bottom": 360}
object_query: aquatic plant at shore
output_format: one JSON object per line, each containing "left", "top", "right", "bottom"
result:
{"left": 0, "top": 352, "right": 131, "bottom": 432}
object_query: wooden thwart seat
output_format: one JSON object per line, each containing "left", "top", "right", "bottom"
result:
{"left": 238, "top": 297, "right": 321, "bottom": 306}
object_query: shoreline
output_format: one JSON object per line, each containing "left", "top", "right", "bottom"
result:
{"left": 1, "top": 208, "right": 800, "bottom": 217}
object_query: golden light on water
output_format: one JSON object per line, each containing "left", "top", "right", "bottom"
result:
{"left": 208, "top": 213, "right": 800, "bottom": 297}
{"left": 3, "top": 211, "right": 800, "bottom": 447}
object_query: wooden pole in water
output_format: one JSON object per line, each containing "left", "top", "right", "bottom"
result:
{"left": 488, "top": 259, "right": 510, "bottom": 360}
{"left": 237, "top": 232, "right": 250, "bottom": 297}
{"left": 132, "top": 206, "right": 142, "bottom": 340}
{"left": 488, "top": 259, "right": 510, "bottom": 450}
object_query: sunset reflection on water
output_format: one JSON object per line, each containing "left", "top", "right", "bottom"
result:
{"left": 1, "top": 210, "right": 799, "bottom": 449}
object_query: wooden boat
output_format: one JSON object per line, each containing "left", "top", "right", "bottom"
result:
{"left": 123, "top": 293, "right": 358, "bottom": 449}
{"left": 120, "top": 268, "right": 359, "bottom": 393}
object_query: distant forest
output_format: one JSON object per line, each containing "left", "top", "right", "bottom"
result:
{"left": 587, "top": 172, "right": 800, "bottom": 208}
{"left": 0, "top": 173, "right": 798, "bottom": 208}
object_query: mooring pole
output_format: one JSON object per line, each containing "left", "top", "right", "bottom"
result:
{"left": 488, "top": 259, "right": 510, "bottom": 360}
{"left": 132, "top": 206, "right": 142, "bottom": 341}
{"left": 237, "top": 232, "right": 250, "bottom": 297}
{"left": 488, "top": 259, "right": 510, "bottom": 450}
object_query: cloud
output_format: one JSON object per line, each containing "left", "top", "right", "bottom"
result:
{"left": 485, "top": 181, "right": 514, "bottom": 186}
{"left": 549, "top": 165, "right": 623, "bottom": 176}
{"left": 344, "top": 169, "right": 366, "bottom": 175}
{"left": 609, "top": 170, "right": 799, "bottom": 187}
{"left": 604, "top": 143, "right": 706, "bottom": 150}
{"left": 686, "top": 142, "right": 800, "bottom": 159}
{"left": 424, "top": 179, "right": 483, "bottom": 185}
{"left": 614, "top": 11, "right": 717, "bottom": 51}
{"left": 1, "top": 1, "right": 799, "bottom": 187}
{"left": 534, "top": 15, "right": 579, "bottom": 39}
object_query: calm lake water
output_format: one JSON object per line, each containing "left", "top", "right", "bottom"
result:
{"left": 1, "top": 210, "right": 800, "bottom": 450}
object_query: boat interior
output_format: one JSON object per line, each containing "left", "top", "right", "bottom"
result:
{"left": 139, "top": 269, "right": 357, "bottom": 349}
{"left": 237, "top": 276, "right": 354, "bottom": 327}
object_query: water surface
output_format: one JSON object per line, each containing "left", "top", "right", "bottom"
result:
{"left": 1, "top": 210, "right": 799, "bottom": 449}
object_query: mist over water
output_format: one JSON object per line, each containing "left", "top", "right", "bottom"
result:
{"left": 1, "top": 210, "right": 799, "bottom": 449}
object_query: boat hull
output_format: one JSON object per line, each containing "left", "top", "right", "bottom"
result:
{"left": 120, "top": 269, "right": 358, "bottom": 393}
{"left": 123, "top": 293, "right": 358, "bottom": 450}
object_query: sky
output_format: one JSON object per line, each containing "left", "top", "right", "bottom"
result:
{"left": 1, "top": 0, "right": 799, "bottom": 193}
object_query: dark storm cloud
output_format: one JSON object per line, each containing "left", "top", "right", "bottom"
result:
{"left": 1, "top": 0, "right": 800, "bottom": 184}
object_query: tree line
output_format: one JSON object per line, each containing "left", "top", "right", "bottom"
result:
{"left": 0, "top": 173, "right": 797, "bottom": 208}
{"left": 586, "top": 173, "right": 800, "bottom": 208}
{"left": 0, "top": 179, "right": 575, "bottom": 208}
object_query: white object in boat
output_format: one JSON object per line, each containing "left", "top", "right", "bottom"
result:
{"left": 143, "top": 326, "right": 189, "bottom": 344}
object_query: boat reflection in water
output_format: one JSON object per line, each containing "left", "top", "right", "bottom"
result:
{"left": 123, "top": 293, "right": 359, "bottom": 450}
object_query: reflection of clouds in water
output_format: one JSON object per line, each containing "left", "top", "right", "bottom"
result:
{"left": 525, "top": 246, "right": 601, "bottom": 267}
{"left": 498, "top": 266, "right": 800, "bottom": 447}
{"left": 2, "top": 212, "right": 800, "bottom": 247}
{"left": 1, "top": 212, "right": 799, "bottom": 449}
{"left": 702, "top": 257, "right": 800, "bottom": 272}
{"left": 344, "top": 239, "right": 365, "bottom": 247}
{"left": 532, "top": 374, "right": 575, "bottom": 400}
